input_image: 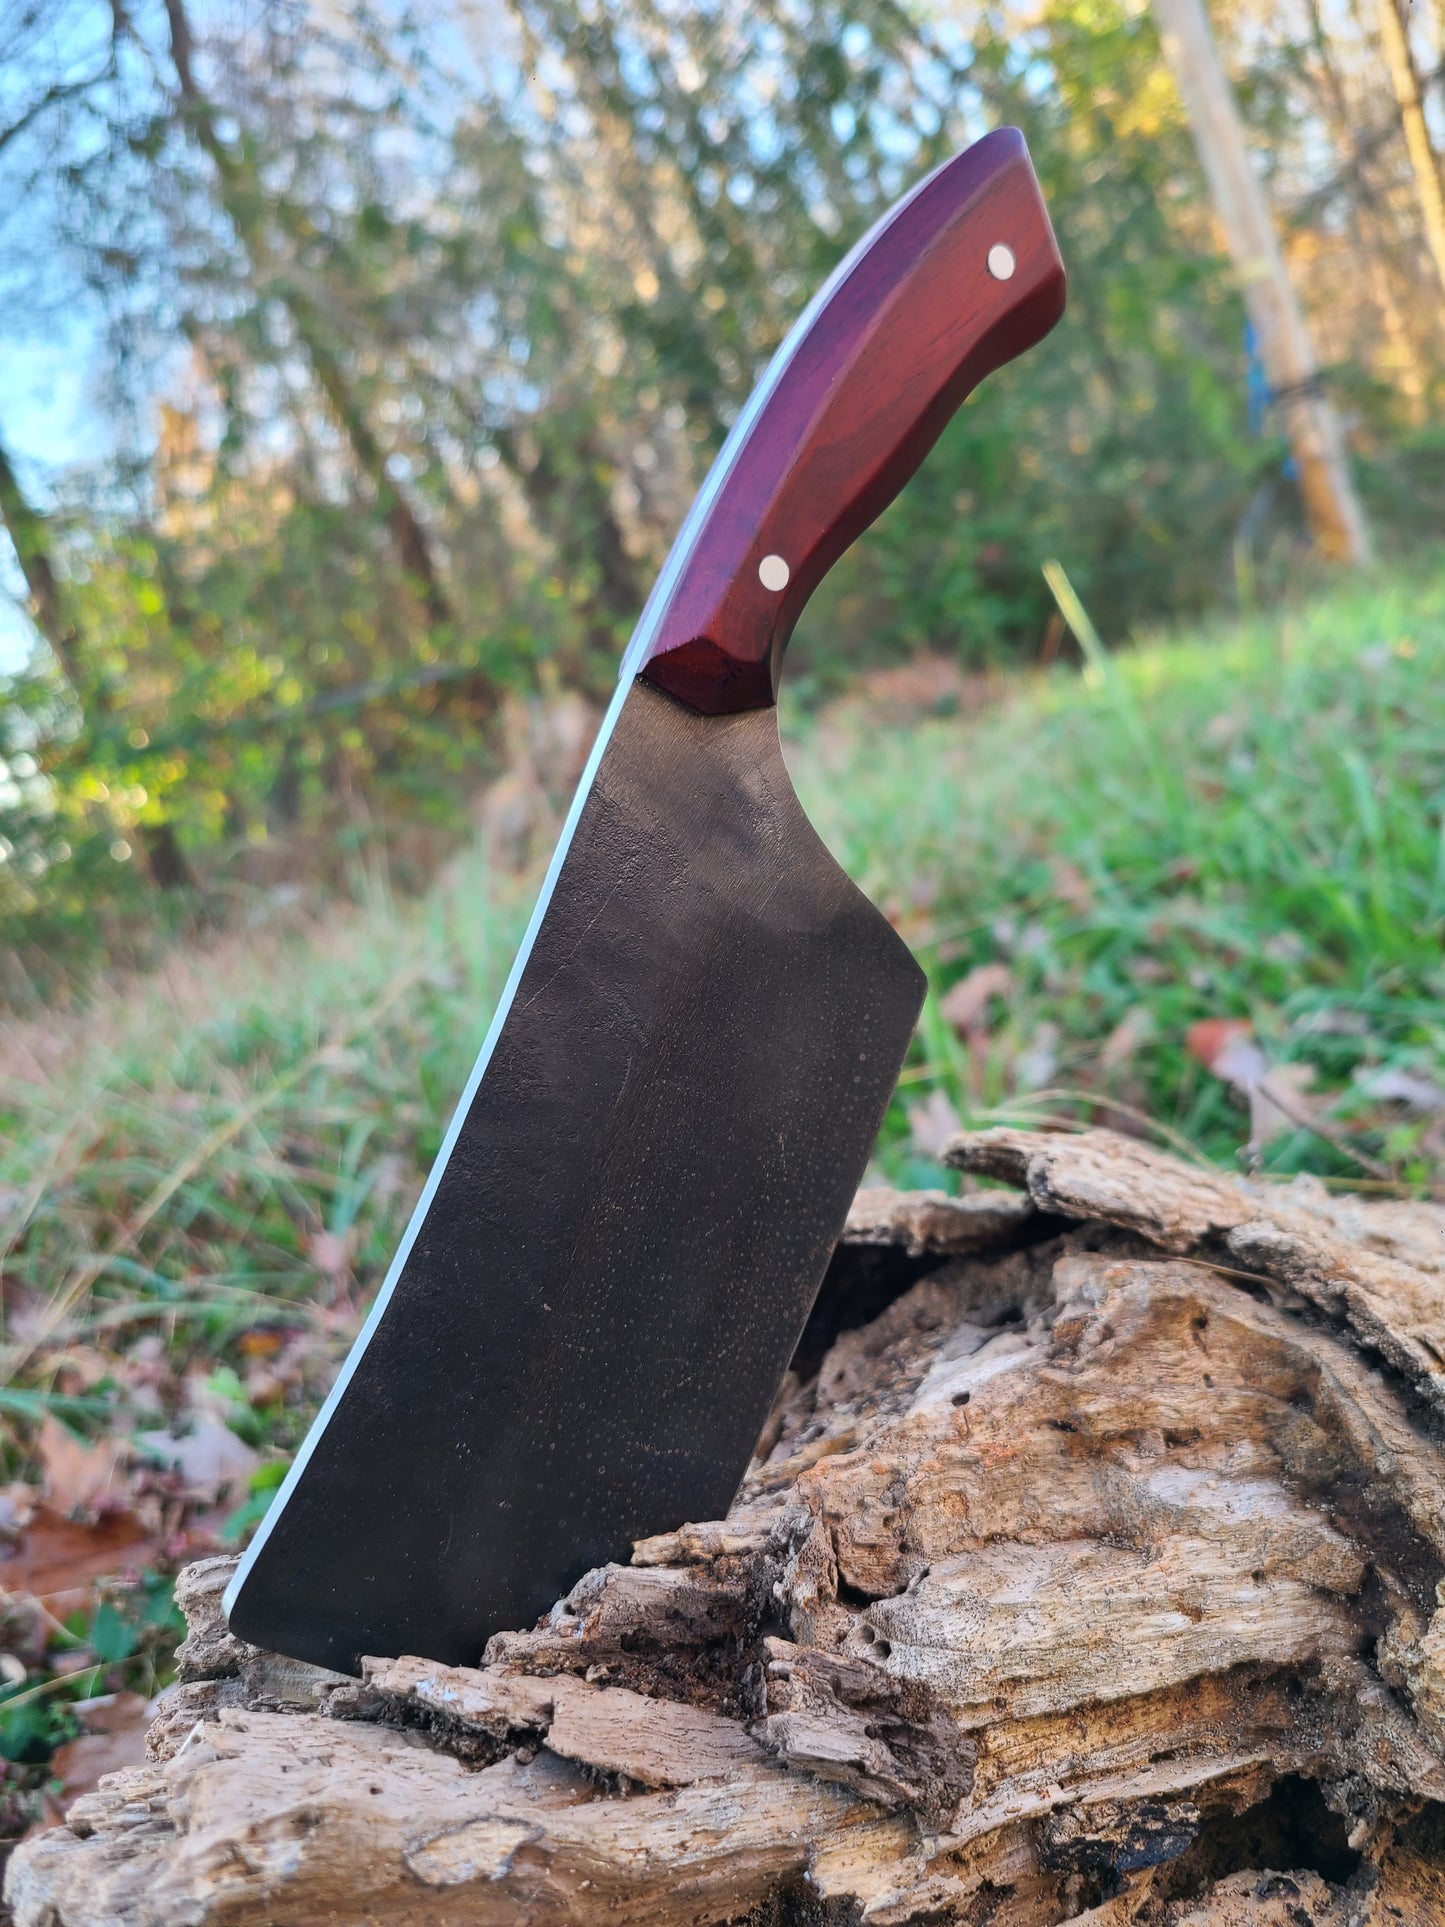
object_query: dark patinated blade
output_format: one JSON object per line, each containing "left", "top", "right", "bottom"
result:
{"left": 224, "top": 126, "right": 1066, "bottom": 1672}
{"left": 225, "top": 679, "right": 923, "bottom": 1673}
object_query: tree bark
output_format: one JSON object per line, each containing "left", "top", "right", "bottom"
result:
{"left": 1377, "top": 0, "right": 1445, "bottom": 297}
{"left": 0, "top": 433, "right": 84, "bottom": 696}
{"left": 1151, "top": 0, "right": 1373, "bottom": 565}
{"left": 1301, "top": 0, "right": 1431, "bottom": 418}
{"left": 11, "top": 1128, "right": 1445, "bottom": 1924}
{"left": 136, "top": 821, "right": 197, "bottom": 892}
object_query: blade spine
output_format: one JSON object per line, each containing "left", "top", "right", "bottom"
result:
{"left": 223, "top": 672, "right": 635, "bottom": 1627}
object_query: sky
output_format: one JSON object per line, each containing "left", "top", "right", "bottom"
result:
{"left": 0, "top": 332, "right": 101, "bottom": 673}
{"left": 0, "top": 0, "right": 137, "bottom": 676}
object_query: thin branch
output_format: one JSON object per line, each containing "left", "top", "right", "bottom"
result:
{"left": 0, "top": 65, "right": 114, "bottom": 159}
{"left": 1288, "top": 62, "right": 1445, "bottom": 226}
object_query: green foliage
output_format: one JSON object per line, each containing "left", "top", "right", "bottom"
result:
{"left": 223, "top": 1458, "right": 292, "bottom": 1544}
{"left": 0, "top": 0, "right": 1441, "bottom": 980}
{"left": 0, "top": 837, "right": 531, "bottom": 1442}
{"left": 0, "top": 1570, "right": 181, "bottom": 1780}
{"left": 87, "top": 1600, "right": 139, "bottom": 1666}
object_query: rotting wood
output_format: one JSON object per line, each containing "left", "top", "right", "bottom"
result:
{"left": 947, "top": 1126, "right": 1445, "bottom": 1409}
{"left": 841, "top": 1184, "right": 1039, "bottom": 1257}
{"left": 9, "top": 1128, "right": 1445, "bottom": 1924}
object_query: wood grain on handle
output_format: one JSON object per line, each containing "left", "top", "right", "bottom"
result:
{"left": 629, "top": 128, "right": 1066, "bottom": 714}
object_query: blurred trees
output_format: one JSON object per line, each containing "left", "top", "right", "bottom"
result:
{"left": 1, "top": 0, "right": 1443, "bottom": 984}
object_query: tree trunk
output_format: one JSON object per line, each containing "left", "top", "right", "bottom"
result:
{"left": 491, "top": 421, "right": 648, "bottom": 678}
{"left": 1377, "top": 0, "right": 1445, "bottom": 297}
{"left": 137, "top": 821, "right": 196, "bottom": 892}
{"left": 0, "top": 434, "right": 197, "bottom": 891}
{"left": 1151, "top": 0, "right": 1374, "bottom": 565}
{"left": 0, "top": 434, "right": 85, "bottom": 696}
{"left": 11, "top": 1128, "right": 1445, "bottom": 1924}
{"left": 1301, "top": 0, "right": 1431, "bottom": 419}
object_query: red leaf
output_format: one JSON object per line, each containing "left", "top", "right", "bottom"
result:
{"left": 1185, "top": 1018, "right": 1253, "bottom": 1074}
{"left": 0, "top": 1505, "right": 161, "bottom": 1609}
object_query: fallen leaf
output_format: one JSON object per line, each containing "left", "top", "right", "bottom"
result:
{"left": 243, "top": 1363, "right": 285, "bottom": 1405}
{"left": 1049, "top": 859, "right": 1092, "bottom": 915}
{"left": 252, "top": 1322, "right": 355, "bottom": 1404}
{"left": 1249, "top": 1063, "right": 1316, "bottom": 1148}
{"left": 0, "top": 1505, "right": 160, "bottom": 1607}
{"left": 236, "top": 1329, "right": 286, "bottom": 1359}
{"left": 1212, "top": 1033, "right": 1270, "bottom": 1092}
{"left": 1014, "top": 1022, "right": 1060, "bottom": 1094}
{"left": 906, "top": 1089, "right": 962, "bottom": 1161}
{"left": 1185, "top": 1018, "right": 1256, "bottom": 1075}
{"left": 116, "top": 1334, "right": 176, "bottom": 1405}
{"left": 134, "top": 1418, "right": 258, "bottom": 1502}
{"left": 307, "top": 1228, "right": 355, "bottom": 1280}
{"left": 36, "top": 1416, "right": 124, "bottom": 1523}
{"left": 1129, "top": 957, "right": 1170, "bottom": 985}
{"left": 47, "top": 1693, "right": 155, "bottom": 1819}
{"left": 1185, "top": 1022, "right": 1315, "bottom": 1149}
{"left": 940, "top": 964, "right": 1013, "bottom": 1038}
{"left": 0, "top": 1482, "right": 38, "bottom": 1542}
{"left": 1355, "top": 1067, "right": 1445, "bottom": 1113}
{"left": 1099, "top": 1005, "right": 1154, "bottom": 1074}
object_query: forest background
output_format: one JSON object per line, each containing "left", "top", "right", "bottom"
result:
{"left": 3, "top": 0, "right": 1445, "bottom": 988}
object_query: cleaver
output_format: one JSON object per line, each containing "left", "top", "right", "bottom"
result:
{"left": 225, "top": 127, "right": 1065, "bottom": 1674}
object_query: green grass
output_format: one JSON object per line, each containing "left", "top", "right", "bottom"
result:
{"left": 791, "top": 558, "right": 1445, "bottom": 1191}
{"left": 1, "top": 859, "right": 532, "bottom": 1413}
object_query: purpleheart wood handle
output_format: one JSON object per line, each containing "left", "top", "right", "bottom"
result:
{"left": 625, "top": 127, "right": 1066, "bottom": 714}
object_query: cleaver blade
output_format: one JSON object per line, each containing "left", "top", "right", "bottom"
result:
{"left": 225, "top": 126, "right": 1065, "bottom": 1673}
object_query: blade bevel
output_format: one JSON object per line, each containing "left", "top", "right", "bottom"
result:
{"left": 225, "top": 680, "right": 923, "bottom": 1673}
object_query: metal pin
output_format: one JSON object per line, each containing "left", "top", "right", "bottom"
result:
{"left": 987, "top": 244, "right": 1016, "bottom": 281}
{"left": 758, "top": 554, "right": 791, "bottom": 591}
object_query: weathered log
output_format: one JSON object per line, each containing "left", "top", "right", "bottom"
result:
{"left": 10, "top": 1129, "right": 1445, "bottom": 1924}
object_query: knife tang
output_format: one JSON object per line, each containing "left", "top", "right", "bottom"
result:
{"left": 633, "top": 126, "right": 1066, "bottom": 715}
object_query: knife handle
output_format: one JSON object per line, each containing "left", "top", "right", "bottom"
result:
{"left": 626, "top": 127, "right": 1065, "bottom": 715}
